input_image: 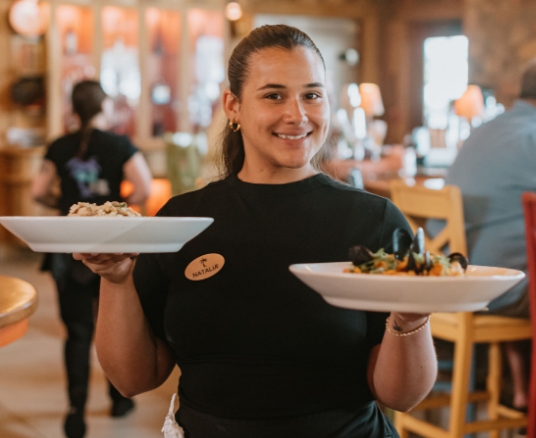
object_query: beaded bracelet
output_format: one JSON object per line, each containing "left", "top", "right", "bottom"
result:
{"left": 385, "top": 316, "right": 431, "bottom": 337}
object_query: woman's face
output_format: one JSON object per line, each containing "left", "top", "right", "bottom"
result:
{"left": 224, "top": 46, "right": 330, "bottom": 176}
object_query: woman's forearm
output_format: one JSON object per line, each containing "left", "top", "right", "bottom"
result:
{"left": 370, "top": 314, "right": 437, "bottom": 412}
{"left": 123, "top": 152, "right": 152, "bottom": 206}
{"left": 95, "top": 274, "right": 174, "bottom": 397}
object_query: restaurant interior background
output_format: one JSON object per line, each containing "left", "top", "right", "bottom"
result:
{"left": 1, "top": 0, "right": 536, "bottom": 437}
{"left": 1, "top": 0, "right": 535, "bottom": 225}
{"left": 0, "top": 0, "right": 535, "bottom": 216}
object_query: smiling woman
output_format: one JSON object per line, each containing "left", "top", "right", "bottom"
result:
{"left": 75, "top": 25, "right": 438, "bottom": 438}
{"left": 219, "top": 25, "right": 330, "bottom": 184}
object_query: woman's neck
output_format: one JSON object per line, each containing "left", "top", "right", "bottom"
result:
{"left": 87, "top": 113, "right": 108, "bottom": 131}
{"left": 237, "top": 162, "right": 318, "bottom": 185}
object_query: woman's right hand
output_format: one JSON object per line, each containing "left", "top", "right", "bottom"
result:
{"left": 72, "top": 253, "right": 139, "bottom": 284}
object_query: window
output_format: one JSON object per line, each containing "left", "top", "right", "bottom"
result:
{"left": 423, "top": 35, "right": 469, "bottom": 130}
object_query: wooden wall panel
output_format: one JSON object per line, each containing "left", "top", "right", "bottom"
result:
{"left": 378, "top": 0, "right": 464, "bottom": 143}
{"left": 0, "top": 0, "right": 21, "bottom": 145}
{"left": 0, "top": 0, "right": 530, "bottom": 160}
{"left": 248, "top": 0, "right": 378, "bottom": 19}
{"left": 465, "top": 0, "right": 536, "bottom": 107}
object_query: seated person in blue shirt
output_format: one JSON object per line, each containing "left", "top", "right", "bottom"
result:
{"left": 430, "top": 62, "right": 536, "bottom": 418}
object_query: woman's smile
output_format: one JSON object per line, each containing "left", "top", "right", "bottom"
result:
{"left": 273, "top": 131, "right": 312, "bottom": 141}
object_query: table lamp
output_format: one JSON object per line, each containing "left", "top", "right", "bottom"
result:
{"left": 359, "top": 83, "right": 387, "bottom": 153}
{"left": 359, "top": 83, "right": 385, "bottom": 119}
{"left": 340, "top": 83, "right": 367, "bottom": 138}
{"left": 454, "top": 85, "right": 484, "bottom": 127}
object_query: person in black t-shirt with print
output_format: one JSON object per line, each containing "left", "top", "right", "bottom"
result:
{"left": 32, "top": 80, "right": 152, "bottom": 438}
{"left": 74, "top": 27, "right": 438, "bottom": 438}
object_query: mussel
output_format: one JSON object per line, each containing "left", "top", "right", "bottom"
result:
{"left": 393, "top": 228, "right": 435, "bottom": 273}
{"left": 405, "top": 228, "right": 424, "bottom": 272}
{"left": 393, "top": 228, "right": 413, "bottom": 260}
{"left": 447, "top": 252, "right": 469, "bottom": 270}
{"left": 349, "top": 227, "right": 468, "bottom": 275}
{"left": 410, "top": 227, "right": 425, "bottom": 256}
{"left": 348, "top": 245, "right": 375, "bottom": 266}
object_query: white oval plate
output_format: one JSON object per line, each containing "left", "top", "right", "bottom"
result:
{"left": 0, "top": 216, "right": 213, "bottom": 253}
{"left": 289, "top": 262, "right": 525, "bottom": 313}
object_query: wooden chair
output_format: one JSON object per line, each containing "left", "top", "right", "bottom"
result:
{"left": 522, "top": 192, "right": 536, "bottom": 438}
{"left": 390, "top": 179, "right": 531, "bottom": 438}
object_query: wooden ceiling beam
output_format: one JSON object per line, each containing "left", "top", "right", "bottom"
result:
{"left": 246, "top": 0, "right": 379, "bottom": 19}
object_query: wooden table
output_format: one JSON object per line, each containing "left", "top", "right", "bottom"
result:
{"left": 0, "top": 275, "right": 38, "bottom": 348}
{"left": 324, "top": 157, "right": 448, "bottom": 199}
{"left": 363, "top": 168, "right": 447, "bottom": 199}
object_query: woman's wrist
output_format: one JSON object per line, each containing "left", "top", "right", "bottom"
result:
{"left": 100, "top": 261, "right": 136, "bottom": 286}
{"left": 77, "top": 254, "right": 137, "bottom": 285}
{"left": 387, "top": 313, "right": 430, "bottom": 335}
{"left": 101, "top": 273, "right": 132, "bottom": 287}
{"left": 385, "top": 316, "right": 430, "bottom": 337}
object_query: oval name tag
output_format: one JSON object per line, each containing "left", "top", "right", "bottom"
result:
{"left": 185, "top": 253, "right": 225, "bottom": 281}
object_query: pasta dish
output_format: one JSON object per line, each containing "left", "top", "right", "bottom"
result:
{"left": 68, "top": 201, "right": 141, "bottom": 217}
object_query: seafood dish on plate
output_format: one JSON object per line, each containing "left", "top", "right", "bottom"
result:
{"left": 345, "top": 228, "right": 469, "bottom": 277}
{"left": 289, "top": 228, "right": 523, "bottom": 313}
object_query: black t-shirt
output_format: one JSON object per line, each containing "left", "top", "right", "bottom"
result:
{"left": 44, "top": 129, "right": 138, "bottom": 215}
{"left": 133, "top": 173, "right": 411, "bottom": 420}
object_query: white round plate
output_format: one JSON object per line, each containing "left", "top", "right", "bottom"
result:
{"left": 0, "top": 216, "right": 213, "bottom": 253}
{"left": 289, "top": 262, "right": 525, "bottom": 313}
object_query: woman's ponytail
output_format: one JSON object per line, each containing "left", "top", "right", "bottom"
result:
{"left": 71, "top": 80, "right": 107, "bottom": 160}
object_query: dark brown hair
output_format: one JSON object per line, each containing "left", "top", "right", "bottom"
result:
{"left": 71, "top": 80, "right": 107, "bottom": 160}
{"left": 217, "top": 24, "right": 328, "bottom": 178}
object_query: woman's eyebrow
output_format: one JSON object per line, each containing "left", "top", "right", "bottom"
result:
{"left": 256, "top": 82, "right": 324, "bottom": 91}
{"left": 257, "top": 83, "right": 285, "bottom": 91}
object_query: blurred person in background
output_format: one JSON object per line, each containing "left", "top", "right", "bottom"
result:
{"left": 430, "top": 61, "right": 536, "bottom": 434}
{"left": 31, "top": 80, "right": 152, "bottom": 438}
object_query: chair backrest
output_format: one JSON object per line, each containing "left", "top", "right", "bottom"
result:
{"left": 521, "top": 191, "right": 536, "bottom": 438}
{"left": 390, "top": 179, "right": 467, "bottom": 255}
{"left": 165, "top": 132, "right": 203, "bottom": 196}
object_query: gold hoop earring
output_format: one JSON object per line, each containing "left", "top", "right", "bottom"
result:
{"left": 229, "top": 120, "right": 241, "bottom": 132}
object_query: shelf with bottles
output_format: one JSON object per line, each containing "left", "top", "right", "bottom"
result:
{"left": 45, "top": 0, "right": 227, "bottom": 157}
{"left": 100, "top": 5, "right": 140, "bottom": 139}
{"left": 146, "top": 7, "right": 181, "bottom": 139}
{"left": 56, "top": 4, "right": 96, "bottom": 133}
{"left": 185, "top": 8, "right": 225, "bottom": 133}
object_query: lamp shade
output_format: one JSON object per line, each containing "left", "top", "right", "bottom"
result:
{"left": 8, "top": 0, "right": 49, "bottom": 38}
{"left": 359, "top": 83, "right": 384, "bottom": 118}
{"left": 225, "top": 2, "right": 242, "bottom": 21}
{"left": 454, "top": 85, "right": 484, "bottom": 120}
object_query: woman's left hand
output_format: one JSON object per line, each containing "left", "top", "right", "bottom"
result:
{"left": 373, "top": 310, "right": 437, "bottom": 411}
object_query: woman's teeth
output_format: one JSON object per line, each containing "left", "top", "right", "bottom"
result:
{"left": 276, "top": 133, "right": 307, "bottom": 140}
